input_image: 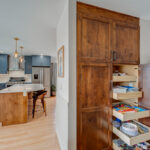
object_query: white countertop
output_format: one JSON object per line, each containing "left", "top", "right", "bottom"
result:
{"left": 0, "top": 84, "right": 44, "bottom": 94}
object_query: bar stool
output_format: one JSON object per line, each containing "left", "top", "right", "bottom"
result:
{"left": 32, "top": 90, "right": 47, "bottom": 118}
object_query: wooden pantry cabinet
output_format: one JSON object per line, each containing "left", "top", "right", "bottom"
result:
{"left": 77, "top": 2, "right": 144, "bottom": 150}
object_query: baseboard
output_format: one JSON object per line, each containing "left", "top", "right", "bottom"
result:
{"left": 56, "top": 128, "right": 64, "bottom": 150}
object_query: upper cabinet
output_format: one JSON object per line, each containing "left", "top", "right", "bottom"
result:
{"left": 77, "top": 2, "right": 140, "bottom": 65}
{"left": 24, "top": 56, "right": 32, "bottom": 74}
{"left": 0, "top": 54, "right": 9, "bottom": 74}
{"left": 78, "top": 16, "right": 112, "bottom": 63}
{"left": 32, "top": 55, "right": 51, "bottom": 67}
{"left": 113, "top": 21, "right": 140, "bottom": 64}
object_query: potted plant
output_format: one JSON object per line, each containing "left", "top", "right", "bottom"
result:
{"left": 51, "top": 84, "right": 56, "bottom": 96}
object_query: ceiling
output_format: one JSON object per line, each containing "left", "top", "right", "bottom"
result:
{"left": 1, "top": 0, "right": 150, "bottom": 57}
{"left": 0, "top": 0, "right": 67, "bottom": 57}
{"left": 79, "top": 0, "right": 150, "bottom": 20}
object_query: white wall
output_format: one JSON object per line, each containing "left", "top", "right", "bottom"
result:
{"left": 56, "top": 1, "right": 69, "bottom": 150}
{"left": 140, "top": 19, "right": 150, "bottom": 64}
{"left": 68, "top": 0, "right": 77, "bottom": 150}
{"left": 56, "top": 0, "right": 77, "bottom": 149}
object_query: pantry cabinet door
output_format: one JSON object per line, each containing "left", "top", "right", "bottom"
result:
{"left": 78, "top": 63, "right": 112, "bottom": 150}
{"left": 78, "top": 14, "right": 112, "bottom": 63}
{"left": 113, "top": 22, "right": 140, "bottom": 64}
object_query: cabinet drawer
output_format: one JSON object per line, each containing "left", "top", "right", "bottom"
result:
{"left": 113, "top": 91, "right": 142, "bottom": 100}
{"left": 113, "top": 121, "right": 150, "bottom": 145}
{"left": 113, "top": 141, "right": 122, "bottom": 150}
{"left": 113, "top": 75, "right": 137, "bottom": 82}
{"left": 113, "top": 108, "right": 150, "bottom": 121}
{"left": 113, "top": 139, "right": 150, "bottom": 150}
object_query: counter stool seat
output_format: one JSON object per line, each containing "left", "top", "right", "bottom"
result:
{"left": 32, "top": 90, "right": 47, "bottom": 118}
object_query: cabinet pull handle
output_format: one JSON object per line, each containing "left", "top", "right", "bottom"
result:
{"left": 111, "top": 51, "right": 114, "bottom": 61}
{"left": 110, "top": 80, "right": 113, "bottom": 90}
{"left": 110, "top": 80, "right": 113, "bottom": 98}
{"left": 113, "top": 51, "right": 117, "bottom": 61}
{"left": 111, "top": 51, "right": 117, "bottom": 61}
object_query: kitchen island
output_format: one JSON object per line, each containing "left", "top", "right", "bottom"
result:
{"left": 0, "top": 84, "right": 44, "bottom": 126}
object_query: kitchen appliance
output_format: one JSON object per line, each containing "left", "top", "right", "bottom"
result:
{"left": 32, "top": 67, "right": 51, "bottom": 97}
{"left": 6, "top": 77, "right": 25, "bottom": 87}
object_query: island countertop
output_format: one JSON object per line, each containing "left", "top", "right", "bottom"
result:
{"left": 0, "top": 84, "right": 44, "bottom": 94}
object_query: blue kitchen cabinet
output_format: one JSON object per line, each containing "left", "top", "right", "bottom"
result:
{"left": 0, "top": 83, "right": 6, "bottom": 90}
{"left": 24, "top": 56, "right": 32, "bottom": 74}
{"left": 0, "top": 54, "right": 9, "bottom": 74}
{"left": 32, "top": 55, "right": 51, "bottom": 67}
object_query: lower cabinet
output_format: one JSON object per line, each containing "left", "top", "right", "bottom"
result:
{"left": 78, "top": 63, "right": 150, "bottom": 150}
{"left": 77, "top": 63, "right": 112, "bottom": 150}
{"left": 81, "top": 109, "right": 111, "bottom": 150}
{"left": 0, "top": 83, "right": 6, "bottom": 90}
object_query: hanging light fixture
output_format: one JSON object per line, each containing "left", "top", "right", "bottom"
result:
{"left": 14, "top": 37, "right": 19, "bottom": 58}
{"left": 19, "top": 46, "right": 24, "bottom": 63}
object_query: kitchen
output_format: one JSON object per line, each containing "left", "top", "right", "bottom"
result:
{"left": 0, "top": 37, "right": 57, "bottom": 126}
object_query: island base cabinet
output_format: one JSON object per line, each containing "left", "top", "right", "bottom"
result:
{"left": 0, "top": 93, "right": 28, "bottom": 126}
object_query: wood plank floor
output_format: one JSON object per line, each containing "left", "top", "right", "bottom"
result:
{"left": 0, "top": 97, "right": 60, "bottom": 150}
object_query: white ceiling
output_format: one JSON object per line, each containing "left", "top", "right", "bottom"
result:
{"left": 79, "top": 0, "right": 150, "bottom": 20}
{"left": 1, "top": 0, "right": 150, "bottom": 57}
{"left": 0, "top": 0, "right": 67, "bottom": 57}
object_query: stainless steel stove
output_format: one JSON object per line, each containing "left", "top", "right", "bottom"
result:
{"left": 6, "top": 77, "right": 25, "bottom": 87}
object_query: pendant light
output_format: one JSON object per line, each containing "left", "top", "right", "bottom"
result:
{"left": 19, "top": 46, "right": 24, "bottom": 63}
{"left": 14, "top": 37, "right": 19, "bottom": 58}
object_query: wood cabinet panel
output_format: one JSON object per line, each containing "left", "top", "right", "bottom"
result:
{"left": 77, "top": 2, "right": 139, "bottom": 25}
{"left": 78, "top": 63, "right": 112, "bottom": 150}
{"left": 81, "top": 109, "right": 111, "bottom": 150}
{"left": 80, "top": 17, "right": 111, "bottom": 62}
{"left": 114, "top": 22, "right": 139, "bottom": 64}
{"left": 0, "top": 93, "right": 28, "bottom": 126}
{"left": 80, "top": 64, "right": 111, "bottom": 108}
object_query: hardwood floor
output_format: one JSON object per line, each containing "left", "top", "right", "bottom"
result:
{"left": 0, "top": 97, "right": 60, "bottom": 150}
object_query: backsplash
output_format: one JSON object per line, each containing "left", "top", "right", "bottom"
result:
{"left": 0, "top": 71, "right": 31, "bottom": 83}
